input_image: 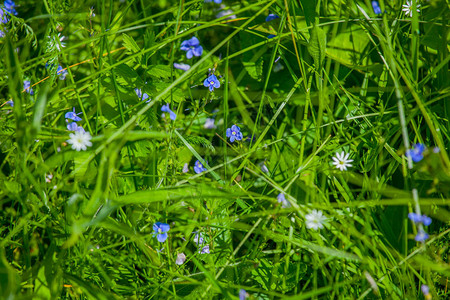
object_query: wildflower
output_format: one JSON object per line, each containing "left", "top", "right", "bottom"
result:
{"left": 161, "top": 104, "right": 176, "bottom": 120}
{"left": 406, "top": 143, "right": 425, "bottom": 162}
{"left": 414, "top": 229, "right": 429, "bottom": 242}
{"left": 402, "top": 0, "right": 420, "bottom": 18}
{"left": 267, "top": 34, "right": 276, "bottom": 39}
{"left": 182, "top": 163, "right": 189, "bottom": 173}
{"left": 173, "top": 62, "right": 191, "bottom": 71}
{"left": 421, "top": 285, "right": 431, "bottom": 300}
{"left": 277, "top": 193, "right": 291, "bottom": 208}
{"left": 204, "top": 0, "right": 222, "bottom": 3}
{"left": 203, "top": 74, "right": 221, "bottom": 92}
{"left": 194, "top": 160, "right": 207, "bottom": 174}
{"left": 4, "top": 0, "right": 17, "bottom": 15}
{"left": 260, "top": 163, "right": 269, "bottom": 173}
{"left": 67, "top": 122, "right": 86, "bottom": 133}
{"left": 199, "top": 245, "right": 210, "bottom": 254}
{"left": 239, "top": 289, "right": 248, "bottom": 300}
{"left": 305, "top": 209, "right": 327, "bottom": 230}
{"left": 6, "top": 100, "right": 13, "bottom": 107}
{"left": 216, "top": 7, "right": 236, "bottom": 20}
{"left": 204, "top": 118, "right": 216, "bottom": 129}
{"left": 331, "top": 151, "right": 353, "bottom": 171}
{"left": 23, "top": 80, "right": 34, "bottom": 95}
{"left": 45, "top": 173, "right": 53, "bottom": 183}
{"left": 134, "top": 88, "right": 150, "bottom": 103}
{"left": 226, "top": 125, "right": 243, "bottom": 143}
{"left": 153, "top": 222, "right": 170, "bottom": 243}
{"left": 408, "top": 213, "right": 432, "bottom": 226}
{"left": 372, "top": 1, "right": 382, "bottom": 15}
{"left": 67, "top": 131, "right": 92, "bottom": 151}
{"left": 57, "top": 65, "right": 68, "bottom": 80}
{"left": 193, "top": 232, "right": 205, "bottom": 245}
{"left": 180, "top": 36, "right": 203, "bottom": 59}
{"left": 273, "top": 62, "right": 284, "bottom": 73}
{"left": 65, "top": 108, "right": 83, "bottom": 122}
{"left": 265, "top": 13, "right": 279, "bottom": 22}
{"left": 175, "top": 253, "right": 186, "bottom": 265}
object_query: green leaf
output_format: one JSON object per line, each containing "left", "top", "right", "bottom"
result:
{"left": 308, "top": 25, "right": 327, "bottom": 69}
{"left": 148, "top": 65, "right": 172, "bottom": 79}
{"left": 122, "top": 33, "right": 141, "bottom": 53}
{"left": 243, "top": 59, "right": 263, "bottom": 82}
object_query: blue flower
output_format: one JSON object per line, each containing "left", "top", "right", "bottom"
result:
{"left": 204, "top": 0, "right": 222, "bottom": 3}
{"left": 239, "top": 289, "right": 248, "bottom": 300}
{"left": 193, "top": 232, "right": 205, "bottom": 245}
{"left": 23, "top": 80, "right": 34, "bottom": 95}
{"left": 180, "top": 37, "right": 203, "bottom": 59}
{"left": 265, "top": 13, "right": 279, "bottom": 22}
{"left": 153, "top": 222, "right": 170, "bottom": 243}
{"left": 226, "top": 125, "right": 243, "bottom": 142}
{"left": 414, "top": 229, "right": 429, "bottom": 242}
{"left": 173, "top": 62, "right": 191, "bottom": 71}
{"left": 57, "top": 65, "right": 68, "bottom": 80}
{"left": 277, "top": 193, "right": 291, "bottom": 208}
{"left": 135, "top": 88, "right": 150, "bottom": 103}
{"left": 194, "top": 160, "right": 207, "bottom": 174}
{"left": 408, "top": 213, "right": 432, "bottom": 226}
{"left": 406, "top": 143, "right": 425, "bottom": 162}
{"left": 6, "top": 100, "right": 13, "bottom": 107}
{"left": 371, "top": 1, "right": 382, "bottom": 15}
{"left": 199, "top": 245, "right": 210, "bottom": 254}
{"left": 161, "top": 104, "right": 176, "bottom": 120}
{"left": 203, "top": 74, "right": 220, "bottom": 92}
{"left": 65, "top": 107, "right": 83, "bottom": 122}
{"left": 4, "top": 0, "right": 17, "bottom": 15}
{"left": 267, "top": 34, "right": 276, "bottom": 39}
{"left": 67, "top": 122, "right": 85, "bottom": 133}
{"left": 421, "top": 285, "right": 430, "bottom": 297}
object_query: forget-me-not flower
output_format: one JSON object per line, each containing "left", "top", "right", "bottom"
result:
{"left": 173, "top": 62, "right": 191, "bottom": 71}
{"left": 67, "top": 122, "right": 85, "bottom": 133}
{"left": 199, "top": 245, "right": 210, "bottom": 254}
{"left": 153, "top": 222, "right": 170, "bottom": 243}
{"left": 135, "top": 88, "right": 150, "bottom": 103}
{"left": 180, "top": 37, "right": 203, "bottom": 59}
{"left": 406, "top": 143, "right": 425, "bottom": 162}
{"left": 239, "top": 289, "right": 248, "bottom": 300}
{"left": 205, "top": 0, "right": 222, "bottom": 3}
{"left": 65, "top": 107, "right": 83, "bottom": 122}
{"left": 226, "top": 125, "right": 243, "bottom": 142}
{"left": 414, "top": 229, "right": 429, "bottom": 242}
{"left": 371, "top": 1, "right": 382, "bottom": 15}
{"left": 161, "top": 104, "right": 176, "bottom": 120}
{"left": 204, "top": 118, "right": 216, "bottom": 129}
{"left": 57, "top": 65, "right": 68, "bottom": 80}
{"left": 408, "top": 213, "right": 432, "bottom": 226}
{"left": 23, "top": 80, "right": 34, "bottom": 95}
{"left": 277, "top": 193, "right": 291, "bottom": 208}
{"left": 194, "top": 160, "right": 207, "bottom": 174}
{"left": 203, "top": 74, "right": 220, "bottom": 92}
{"left": 265, "top": 13, "right": 279, "bottom": 22}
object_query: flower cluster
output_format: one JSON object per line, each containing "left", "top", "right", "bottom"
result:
{"left": 65, "top": 107, "right": 90, "bottom": 151}
{"left": 135, "top": 87, "right": 150, "bottom": 103}
{"left": 408, "top": 212, "right": 432, "bottom": 242}
{"left": 1, "top": 0, "right": 17, "bottom": 24}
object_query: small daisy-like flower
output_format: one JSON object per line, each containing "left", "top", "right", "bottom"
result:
{"left": 402, "top": 0, "right": 420, "bottom": 18}
{"left": 406, "top": 143, "right": 425, "bottom": 162}
{"left": 277, "top": 193, "right": 291, "bottom": 208}
{"left": 23, "top": 80, "right": 34, "bottom": 95}
{"left": 67, "top": 131, "right": 92, "bottom": 151}
{"left": 173, "top": 62, "right": 191, "bottom": 71}
{"left": 408, "top": 213, "right": 432, "bottom": 226}
{"left": 305, "top": 209, "right": 327, "bottom": 231}
{"left": 175, "top": 253, "right": 186, "bottom": 265}
{"left": 57, "top": 65, "right": 68, "bottom": 80}
{"left": 67, "top": 122, "right": 85, "bottom": 133}
{"left": 226, "top": 125, "right": 243, "bottom": 143}
{"left": 194, "top": 160, "right": 207, "bottom": 174}
{"left": 372, "top": 1, "right": 382, "bottom": 15}
{"left": 331, "top": 151, "right": 353, "bottom": 171}
{"left": 161, "top": 104, "right": 176, "bottom": 120}
{"left": 199, "top": 245, "right": 210, "bottom": 254}
{"left": 265, "top": 13, "right": 279, "bottom": 22}
{"left": 65, "top": 107, "right": 83, "bottom": 122}
{"left": 414, "top": 229, "right": 429, "bottom": 242}
{"left": 204, "top": 118, "right": 216, "bottom": 129}
{"left": 153, "top": 222, "right": 170, "bottom": 243}
{"left": 203, "top": 74, "right": 221, "bottom": 92}
{"left": 180, "top": 36, "right": 203, "bottom": 59}
{"left": 239, "top": 289, "right": 248, "bottom": 300}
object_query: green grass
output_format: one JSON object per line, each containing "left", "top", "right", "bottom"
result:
{"left": 1, "top": 0, "right": 449, "bottom": 299}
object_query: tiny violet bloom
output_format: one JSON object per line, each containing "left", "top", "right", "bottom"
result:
{"left": 331, "top": 151, "right": 354, "bottom": 171}
{"left": 67, "top": 131, "right": 92, "bottom": 151}
{"left": 265, "top": 13, "right": 279, "bottom": 22}
{"left": 408, "top": 213, "right": 432, "bottom": 226}
{"left": 414, "top": 229, "right": 429, "bottom": 242}
{"left": 135, "top": 88, "right": 150, "bottom": 103}
{"left": 260, "top": 163, "right": 269, "bottom": 173}
{"left": 216, "top": 7, "right": 236, "bottom": 19}
{"left": 402, "top": 0, "right": 420, "bottom": 18}
{"left": 173, "top": 62, "right": 191, "bottom": 71}
{"left": 57, "top": 65, "right": 68, "bottom": 80}
{"left": 226, "top": 125, "right": 243, "bottom": 143}
{"left": 199, "top": 245, "right": 210, "bottom": 254}
{"left": 194, "top": 160, "right": 207, "bottom": 174}
{"left": 67, "top": 122, "right": 85, "bottom": 133}
{"left": 23, "top": 80, "right": 34, "bottom": 95}
{"left": 180, "top": 36, "right": 203, "bottom": 59}
{"left": 65, "top": 108, "right": 83, "bottom": 122}
{"left": 153, "top": 222, "right": 170, "bottom": 243}
{"left": 4, "top": 0, "right": 17, "bottom": 15}
{"left": 371, "top": 1, "right": 382, "bottom": 15}
{"left": 205, "top": 0, "right": 222, "bottom": 3}
{"left": 239, "top": 289, "right": 248, "bottom": 300}
{"left": 6, "top": 100, "right": 13, "bottom": 107}
{"left": 161, "top": 104, "right": 176, "bottom": 120}
{"left": 421, "top": 285, "right": 430, "bottom": 298}
{"left": 182, "top": 163, "right": 189, "bottom": 173}
{"left": 175, "top": 253, "right": 186, "bottom": 265}
{"left": 193, "top": 232, "right": 205, "bottom": 245}
{"left": 406, "top": 143, "right": 425, "bottom": 162}
{"left": 305, "top": 209, "right": 327, "bottom": 231}
{"left": 204, "top": 118, "right": 216, "bottom": 129}
{"left": 277, "top": 193, "right": 291, "bottom": 208}
{"left": 203, "top": 74, "right": 220, "bottom": 92}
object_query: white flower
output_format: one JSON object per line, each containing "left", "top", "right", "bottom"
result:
{"left": 402, "top": 0, "right": 420, "bottom": 18}
{"left": 305, "top": 209, "right": 327, "bottom": 231}
{"left": 175, "top": 253, "right": 186, "bottom": 265}
{"left": 331, "top": 151, "right": 353, "bottom": 171}
{"left": 67, "top": 131, "right": 92, "bottom": 151}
